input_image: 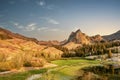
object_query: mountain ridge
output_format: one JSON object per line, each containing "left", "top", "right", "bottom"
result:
{"left": 103, "top": 30, "right": 120, "bottom": 41}
{"left": 0, "top": 27, "right": 120, "bottom": 47}
{"left": 66, "top": 29, "right": 104, "bottom": 45}
{"left": 0, "top": 27, "right": 60, "bottom": 46}
{"left": 0, "top": 27, "right": 39, "bottom": 43}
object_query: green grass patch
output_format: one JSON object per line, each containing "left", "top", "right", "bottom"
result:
{"left": 51, "top": 58, "right": 100, "bottom": 66}
{"left": 0, "top": 58, "right": 101, "bottom": 80}
{"left": 0, "top": 68, "right": 47, "bottom": 80}
{"left": 38, "top": 58, "right": 100, "bottom": 80}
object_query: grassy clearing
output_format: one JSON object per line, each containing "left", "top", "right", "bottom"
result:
{"left": 51, "top": 58, "right": 100, "bottom": 66}
{"left": 0, "top": 58, "right": 101, "bottom": 80}
{"left": 38, "top": 58, "right": 100, "bottom": 80}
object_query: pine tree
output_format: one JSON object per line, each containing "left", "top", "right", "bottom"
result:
{"left": 108, "top": 49, "right": 112, "bottom": 58}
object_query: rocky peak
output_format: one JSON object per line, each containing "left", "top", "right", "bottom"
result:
{"left": 66, "top": 29, "right": 105, "bottom": 45}
{"left": 67, "top": 29, "right": 90, "bottom": 44}
{"left": 75, "top": 29, "right": 81, "bottom": 33}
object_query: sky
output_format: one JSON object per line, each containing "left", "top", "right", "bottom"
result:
{"left": 0, "top": 0, "right": 120, "bottom": 41}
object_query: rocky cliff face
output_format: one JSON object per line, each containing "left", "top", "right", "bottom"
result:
{"left": 91, "top": 35, "right": 104, "bottom": 43}
{"left": 103, "top": 30, "right": 120, "bottom": 41}
{"left": 67, "top": 29, "right": 91, "bottom": 44}
{"left": 63, "top": 29, "right": 105, "bottom": 49}
{"left": 67, "top": 29, "right": 104, "bottom": 45}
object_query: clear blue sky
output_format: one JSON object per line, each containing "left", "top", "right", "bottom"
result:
{"left": 0, "top": 0, "right": 120, "bottom": 41}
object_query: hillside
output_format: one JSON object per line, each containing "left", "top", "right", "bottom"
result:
{"left": 67, "top": 29, "right": 91, "bottom": 44}
{"left": 0, "top": 27, "right": 39, "bottom": 43}
{"left": 63, "top": 29, "right": 104, "bottom": 49}
{"left": 63, "top": 42, "right": 82, "bottom": 50}
{"left": 103, "top": 30, "right": 120, "bottom": 41}
{"left": 0, "top": 27, "right": 63, "bottom": 71}
{"left": 67, "top": 29, "right": 104, "bottom": 44}
{"left": 38, "top": 40, "right": 60, "bottom": 46}
{"left": 0, "top": 27, "right": 60, "bottom": 46}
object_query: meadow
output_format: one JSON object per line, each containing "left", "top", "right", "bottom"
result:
{"left": 0, "top": 58, "right": 100, "bottom": 80}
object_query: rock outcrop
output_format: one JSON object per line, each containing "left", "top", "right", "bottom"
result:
{"left": 67, "top": 29, "right": 91, "bottom": 44}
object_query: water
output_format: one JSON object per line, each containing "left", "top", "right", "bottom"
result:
{"left": 26, "top": 74, "right": 42, "bottom": 80}
{"left": 77, "top": 64, "right": 120, "bottom": 80}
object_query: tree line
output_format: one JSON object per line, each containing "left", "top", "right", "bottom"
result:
{"left": 54, "top": 41, "right": 120, "bottom": 57}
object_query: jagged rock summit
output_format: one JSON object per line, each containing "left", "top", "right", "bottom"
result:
{"left": 63, "top": 29, "right": 105, "bottom": 49}
{"left": 67, "top": 29, "right": 90, "bottom": 44}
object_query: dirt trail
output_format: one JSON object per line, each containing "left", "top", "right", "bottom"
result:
{"left": 26, "top": 63, "right": 57, "bottom": 80}
{"left": 0, "top": 63, "right": 57, "bottom": 75}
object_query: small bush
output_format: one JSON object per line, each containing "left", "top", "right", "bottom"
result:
{"left": 23, "top": 61, "right": 32, "bottom": 67}
{"left": 0, "top": 61, "right": 14, "bottom": 72}
{"left": 31, "top": 58, "right": 46, "bottom": 67}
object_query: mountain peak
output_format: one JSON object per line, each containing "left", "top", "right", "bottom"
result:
{"left": 67, "top": 29, "right": 90, "bottom": 44}
{"left": 75, "top": 29, "right": 81, "bottom": 33}
{"left": 117, "top": 30, "right": 120, "bottom": 33}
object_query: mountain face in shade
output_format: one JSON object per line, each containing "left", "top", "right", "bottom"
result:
{"left": 103, "top": 30, "right": 120, "bottom": 41}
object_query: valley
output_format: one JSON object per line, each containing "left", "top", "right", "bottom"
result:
{"left": 0, "top": 0, "right": 120, "bottom": 80}
{"left": 0, "top": 28, "right": 120, "bottom": 80}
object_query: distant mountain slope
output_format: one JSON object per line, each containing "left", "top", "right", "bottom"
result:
{"left": 90, "top": 34, "right": 104, "bottom": 43}
{"left": 38, "top": 40, "right": 60, "bottom": 46}
{"left": 63, "top": 42, "right": 81, "bottom": 50}
{"left": 0, "top": 27, "right": 39, "bottom": 43}
{"left": 0, "top": 27, "right": 60, "bottom": 46}
{"left": 103, "top": 30, "right": 120, "bottom": 41}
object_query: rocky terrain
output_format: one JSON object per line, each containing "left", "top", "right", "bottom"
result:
{"left": 0, "top": 28, "right": 63, "bottom": 71}
{"left": 63, "top": 29, "right": 104, "bottom": 49}
{"left": 66, "top": 29, "right": 104, "bottom": 44}
{"left": 67, "top": 29, "right": 91, "bottom": 44}
{"left": 63, "top": 29, "right": 120, "bottom": 49}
